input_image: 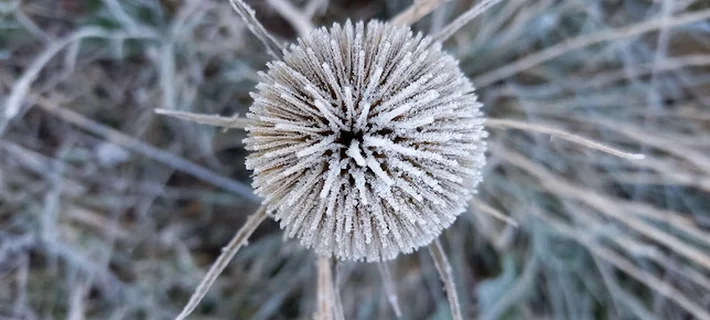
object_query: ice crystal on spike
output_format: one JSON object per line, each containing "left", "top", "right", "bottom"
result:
{"left": 244, "top": 20, "right": 487, "bottom": 261}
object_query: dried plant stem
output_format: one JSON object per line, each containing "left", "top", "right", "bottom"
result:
{"left": 34, "top": 96, "right": 260, "bottom": 203}
{"left": 474, "top": 8, "right": 710, "bottom": 87}
{"left": 391, "top": 0, "right": 452, "bottom": 26}
{"left": 176, "top": 206, "right": 268, "bottom": 320}
{"left": 469, "top": 197, "right": 518, "bottom": 227}
{"left": 266, "top": 0, "right": 314, "bottom": 37}
{"left": 433, "top": 0, "right": 506, "bottom": 42}
{"left": 377, "top": 262, "right": 403, "bottom": 318}
{"left": 316, "top": 256, "right": 338, "bottom": 320}
{"left": 228, "top": 0, "right": 285, "bottom": 59}
{"left": 486, "top": 118, "right": 645, "bottom": 160}
{"left": 332, "top": 261, "right": 346, "bottom": 320}
{"left": 154, "top": 109, "right": 253, "bottom": 129}
{"left": 428, "top": 239, "right": 462, "bottom": 320}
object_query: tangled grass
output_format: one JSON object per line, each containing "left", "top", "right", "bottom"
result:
{"left": 1, "top": 0, "right": 709, "bottom": 319}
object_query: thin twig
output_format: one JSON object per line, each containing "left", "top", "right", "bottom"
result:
{"left": 391, "top": 0, "right": 452, "bottom": 26}
{"left": 228, "top": 0, "right": 285, "bottom": 60}
{"left": 154, "top": 109, "right": 253, "bottom": 129}
{"left": 377, "top": 262, "right": 403, "bottom": 318}
{"left": 486, "top": 118, "right": 645, "bottom": 160}
{"left": 474, "top": 8, "right": 710, "bottom": 87}
{"left": 35, "top": 96, "right": 260, "bottom": 203}
{"left": 175, "top": 206, "right": 268, "bottom": 320}
{"left": 432, "top": 0, "right": 506, "bottom": 42}
{"left": 428, "top": 239, "right": 462, "bottom": 320}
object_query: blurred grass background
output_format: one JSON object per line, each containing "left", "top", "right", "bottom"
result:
{"left": 1, "top": 0, "right": 709, "bottom": 319}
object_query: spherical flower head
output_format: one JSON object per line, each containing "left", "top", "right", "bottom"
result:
{"left": 244, "top": 20, "right": 487, "bottom": 262}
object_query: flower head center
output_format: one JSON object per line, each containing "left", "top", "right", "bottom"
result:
{"left": 336, "top": 128, "right": 365, "bottom": 149}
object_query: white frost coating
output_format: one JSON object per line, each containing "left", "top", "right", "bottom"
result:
{"left": 244, "top": 20, "right": 487, "bottom": 261}
{"left": 366, "top": 157, "right": 394, "bottom": 186}
{"left": 346, "top": 140, "right": 367, "bottom": 166}
{"left": 296, "top": 135, "right": 337, "bottom": 158}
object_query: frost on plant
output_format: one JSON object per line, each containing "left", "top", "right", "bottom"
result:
{"left": 245, "top": 20, "right": 487, "bottom": 262}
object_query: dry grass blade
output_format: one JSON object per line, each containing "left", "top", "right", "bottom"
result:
{"left": 1, "top": 27, "right": 158, "bottom": 136}
{"left": 573, "top": 54, "right": 710, "bottom": 91}
{"left": 429, "top": 239, "right": 462, "bottom": 320}
{"left": 469, "top": 197, "right": 518, "bottom": 227}
{"left": 35, "top": 96, "right": 259, "bottom": 202}
{"left": 621, "top": 156, "right": 710, "bottom": 193}
{"left": 493, "top": 144, "right": 710, "bottom": 271}
{"left": 536, "top": 212, "right": 710, "bottom": 320}
{"left": 590, "top": 244, "right": 710, "bottom": 320}
{"left": 377, "top": 262, "right": 403, "bottom": 318}
{"left": 432, "top": 0, "right": 506, "bottom": 42}
{"left": 229, "top": 0, "right": 285, "bottom": 59}
{"left": 154, "top": 108, "right": 253, "bottom": 130}
{"left": 474, "top": 8, "right": 710, "bottom": 87}
{"left": 391, "top": 0, "right": 452, "bottom": 26}
{"left": 564, "top": 201, "right": 710, "bottom": 294}
{"left": 175, "top": 206, "right": 268, "bottom": 320}
{"left": 585, "top": 117, "right": 710, "bottom": 173}
{"left": 486, "top": 118, "right": 645, "bottom": 160}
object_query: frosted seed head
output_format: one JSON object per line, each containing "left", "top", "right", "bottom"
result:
{"left": 244, "top": 20, "right": 487, "bottom": 262}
